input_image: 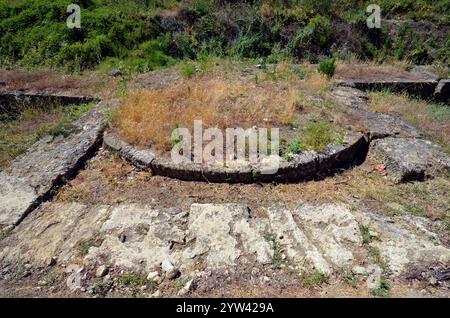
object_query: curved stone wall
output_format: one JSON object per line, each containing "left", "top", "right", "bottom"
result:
{"left": 103, "top": 131, "right": 368, "bottom": 183}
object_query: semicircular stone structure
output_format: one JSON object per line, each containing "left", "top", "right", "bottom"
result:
{"left": 103, "top": 131, "right": 369, "bottom": 183}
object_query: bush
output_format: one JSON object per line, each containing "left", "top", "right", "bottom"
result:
{"left": 318, "top": 57, "right": 335, "bottom": 78}
{"left": 235, "top": 34, "right": 271, "bottom": 58}
{"left": 289, "top": 15, "right": 332, "bottom": 60}
{"left": 179, "top": 62, "right": 196, "bottom": 78}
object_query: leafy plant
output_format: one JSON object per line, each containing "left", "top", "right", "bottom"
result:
{"left": 371, "top": 277, "right": 391, "bottom": 298}
{"left": 300, "top": 270, "right": 329, "bottom": 288}
{"left": 318, "top": 57, "right": 336, "bottom": 78}
{"left": 264, "top": 233, "right": 284, "bottom": 269}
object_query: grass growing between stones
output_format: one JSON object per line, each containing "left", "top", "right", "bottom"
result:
{"left": 0, "top": 102, "right": 94, "bottom": 169}
{"left": 119, "top": 273, "right": 148, "bottom": 288}
{"left": 371, "top": 277, "right": 391, "bottom": 298}
{"left": 264, "top": 233, "right": 285, "bottom": 269}
{"left": 77, "top": 238, "right": 102, "bottom": 256}
{"left": 368, "top": 91, "right": 450, "bottom": 153}
{"left": 299, "top": 270, "right": 329, "bottom": 289}
{"left": 0, "top": 227, "right": 13, "bottom": 241}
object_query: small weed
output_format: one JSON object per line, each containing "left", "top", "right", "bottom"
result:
{"left": 0, "top": 227, "right": 13, "bottom": 241}
{"left": 318, "top": 57, "right": 336, "bottom": 78}
{"left": 41, "top": 271, "right": 57, "bottom": 286}
{"left": 301, "top": 118, "right": 344, "bottom": 152}
{"left": 359, "top": 225, "right": 380, "bottom": 245}
{"left": 289, "top": 139, "right": 303, "bottom": 154}
{"left": 300, "top": 270, "right": 329, "bottom": 288}
{"left": 368, "top": 246, "right": 381, "bottom": 260}
{"left": 264, "top": 233, "right": 284, "bottom": 269}
{"left": 343, "top": 272, "right": 358, "bottom": 288}
{"left": 367, "top": 246, "right": 389, "bottom": 272}
{"left": 119, "top": 273, "right": 147, "bottom": 288}
{"left": 179, "top": 62, "right": 196, "bottom": 79}
{"left": 175, "top": 278, "right": 187, "bottom": 289}
{"left": 78, "top": 239, "right": 101, "bottom": 256}
{"left": 88, "top": 280, "right": 113, "bottom": 297}
{"left": 371, "top": 277, "right": 391, "bottom": 298}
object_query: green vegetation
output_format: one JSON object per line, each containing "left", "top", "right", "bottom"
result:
{"left": 119, "top": 272, "right": 147, "bottom": 288}
{"left": 302, "top": 118, "right": 344, "bottom": 152}
{"left": 281, "top": 118, "right": 344, "bottom": 158}
{"left": 77, "top": 237, "right": 101, "bottom": 256}
{"left": 318, "top": 57, "right": 335, "bottom": 78}
{"left": 264, "top": 233, "right": 284, "bottom": 269}
{"left": 179, "top": 61, "right": 196, "bottom": 79}
{"left": 300, "top": 270, "right": 329, "bottom": 288}
{"left": 371, "top": 276, "right": 391, "bottom": 298}
{"left": 359, "top": 224, "right": 380, "bottom": 245}
{"left": 1, "top": 1, "right": 448, "bottom": 73}
{"left": 342, "top": 271, "right": 358, "bottom": 288}
{"left": 0, "top": 227, "right": 13, "bottom": 241}
{"left": 41, "top": 271, "right": 57, "bottom": 286}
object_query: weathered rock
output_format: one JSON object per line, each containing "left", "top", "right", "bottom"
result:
{"left": 1, "top": 201, "right": 448, "bottom": 282}
{"left": 365, "top": 213, "right": 450, "bottom": 274}
{"left": 330, "top": 86, "right": 369, "bottom": 111}
{"left": 162, "top": 260, "right": 179, "bottom": 280}
{"left": 185, "top": 204, "right": 244, "bottom": 267}
{"left": 177, "top": 279, "right": 193, "bottom": 296}
{"left": 434, "top": 79, "right": 450, "bottom": 103}
{"left": 370, "top": 137, "right": 450, "bottom": 182}
{"left": 294, "top": 204, "right": 362, "bottom": 267}
{"left": 365, "top": 112, "right": 422, "bottom": 140}
{"left": 330, "top": 86, "right": 422, "bottom": 140}
{"left": 0, "top": 99, "right": 118, "bottom": 227}
{"left": 147, "top": 271, "right": 159, "bottom": 281}
{"left": 150, "top": 290, "right": 161, "bottom": 298}
{"left": 86, "top": 205, "right": 186, "bottom": 271}
{"left": 95, "top": 265, "right": 108, "bottom": 278}
{"left": 110, "top": 69, "right": 123, "bottom": 77}
{"left": 0, "top": 174, "right": 37, "bottom": 226}
{"left": 267, "top": 204, "right": 331, "bottom": 273}
{"left": 0, "top": 202, "right": 111, "bottom": 266}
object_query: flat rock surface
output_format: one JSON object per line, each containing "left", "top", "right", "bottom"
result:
{"left": 1, "top": 202, "right": 448, "bottom": 279}
{"left": 371, "top": 138, "right": 450, "bottom": 182}
{"left": 330, "top": 87, "right": 422, "bottom": 139}
{"left": 0, "top": 100, "right": 117, "bottom": 227}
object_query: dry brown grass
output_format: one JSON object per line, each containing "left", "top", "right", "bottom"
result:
{"left": 368, "top": 91, "right": 450, "bottom": 150}
{"left": 112, "top": 75, "right": 309, "bottom": 151}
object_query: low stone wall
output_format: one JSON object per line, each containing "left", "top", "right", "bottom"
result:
{"left": 337, "top": 79, "right": 449, "bottom": 103}
{"left": 0, "top": 91, "right": 97, "bottom": 120}
{"left": 103, "top": 131, "right": 368, "bottom": 183}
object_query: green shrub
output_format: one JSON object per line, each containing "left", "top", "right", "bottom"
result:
{"left": 289, "top": 15, "right": 332, "bottom": 59}
{"left": 302, "top": 117, "right": 343, "bottom": 152}
{"left": 179, "top": 62, "right": 196, "bottom": 79}
{"left": 235, "top": 34, "right": 271, "bottom": 58}
{"left": 318, "top": 57, "right": 335, "bottom": 78}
